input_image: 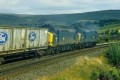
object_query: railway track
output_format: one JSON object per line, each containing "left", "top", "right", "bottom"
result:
{"left": 0, "top": 44, "right": 109, "bottom": 80}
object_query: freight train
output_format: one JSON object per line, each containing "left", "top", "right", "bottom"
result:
{"left": 0, "top": 22, "right": 98, "bottom": 64}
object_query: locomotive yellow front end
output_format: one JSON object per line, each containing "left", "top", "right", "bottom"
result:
{"left": 48, "top": 32, "right": 53, "bottom": 47}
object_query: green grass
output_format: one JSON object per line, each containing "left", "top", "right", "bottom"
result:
{"left": 36, "top": 45, "right": 120, "bottom": 80}
{"left": 98, "top": 23, "right": 120, "bottom": 33}
{"left": 37, "top": 53, "right": 111, "bottom": 80}
{"left": 105, "top": 44, "right": 120, "bottom": 67}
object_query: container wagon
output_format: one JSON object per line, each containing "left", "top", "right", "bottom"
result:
{"left": 0, "top": 27, "right": 48, "bottom": 64}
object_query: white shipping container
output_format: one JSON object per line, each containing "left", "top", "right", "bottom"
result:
{"left": 0, "top": 28, "right": 12, "bottom": 53}
{"left": 39, "top": 29, "right": 48, "bottom": 47}
{"left": 26, "top": 29, "right": 39, "bottom": 48}
{"left": 13, "top": 28, "right": 26, "bottom": 50}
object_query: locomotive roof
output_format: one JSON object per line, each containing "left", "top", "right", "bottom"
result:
{"left": 40, "top": 23, "right": 75, "bottom": 31}
{"left": 72, "top": 20, "right": 98, "bottom": 29}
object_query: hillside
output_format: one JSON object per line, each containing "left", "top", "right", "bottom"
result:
{"left": 0, "top": 10, "right": 120, "bottom": 27}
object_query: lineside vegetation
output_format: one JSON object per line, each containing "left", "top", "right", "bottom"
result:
{"left": 37, "top": 44, "right": 120, "bottom": 80}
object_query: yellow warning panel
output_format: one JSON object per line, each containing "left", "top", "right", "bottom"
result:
{"left": 48, "top": 32, "right": 53, "bottom": 46}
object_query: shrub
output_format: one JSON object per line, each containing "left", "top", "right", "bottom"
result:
{"left": 91, "top": 44, "right": 120, "bottom": 80}
{"left": 91, "top": 67, "right": 120, "bottom": 80}
{"left": 105, "top": 44, "right": 120, "bottom": 67}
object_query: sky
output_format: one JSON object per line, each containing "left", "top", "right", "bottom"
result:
{"left": 0, "top": 0, "right": 120, "bottom": 15}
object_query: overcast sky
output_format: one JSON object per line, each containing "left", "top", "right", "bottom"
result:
{"left": 0, "top": 0, "right": 120, "bottom": 15}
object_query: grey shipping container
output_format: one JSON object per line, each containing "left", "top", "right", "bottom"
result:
{"left": 13, "top": 28, "right": 26, "bottom": 50}
{"left": 0, "top": 27, "right": 12, "bottom": 55}
{"left": 39, "top": 29, "right": 48, "bottom": 48}
{"left": 26, "top": 29, "right": 40, "bottom": 48}
{"left": 26, "top": 28, "right": 48, "bottom": 49}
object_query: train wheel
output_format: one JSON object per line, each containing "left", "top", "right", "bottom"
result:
{"left": 55, "top": 47, "right": 59, "bottom": 54}
{"left": 51, "top": 48, "right": 55, "bottom": 55}
{"left": 62, "top": 46, "right": 64, "bottom": 52}
{"left": 37, "top": 50, "right": 45, "bottom": 57}
{"left": 34, "top": 52, "right": 38, "bottom": 57}
{"left": 24, "top": 52, "right": 29, "bottom": 58}
{"left": 45, "top": 49, "right": 50, "bottom": 55}
{"left": 0, "top": 57, "right": 4, "bottom": 64}
{"left": 70, "top": 46, "right": 73, "bottom": 51}
{"left": 79, "top": 45, "right": 81, "bottom": 49}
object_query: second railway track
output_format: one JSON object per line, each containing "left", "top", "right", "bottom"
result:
{"left": 0, "top": 44, "right": 109, "bottom": 80}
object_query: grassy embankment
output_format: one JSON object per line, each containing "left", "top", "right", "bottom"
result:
{"left": 98, "top": 23, "right": 120, "bottom": 33}
{"left": 37, "top": 44, "right": 120, "bottom": 80}
{"left": 36, "top": 50, "right": 112, "bottom": 80}
{"left": 98, "top": 23, "right": 120, "bottom": 43}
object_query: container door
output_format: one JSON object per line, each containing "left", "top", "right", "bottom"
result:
{"left": 13, "top": 28, "right": 26, "bottom": 50}
{"left": 0, "top": 28, "right": 12, "bottom": 52}
{"left": 39, "top": 29, "right": 48, "bottom": 47}
{"left": 26, "top": 29, "right": 39, "bottom": 48}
